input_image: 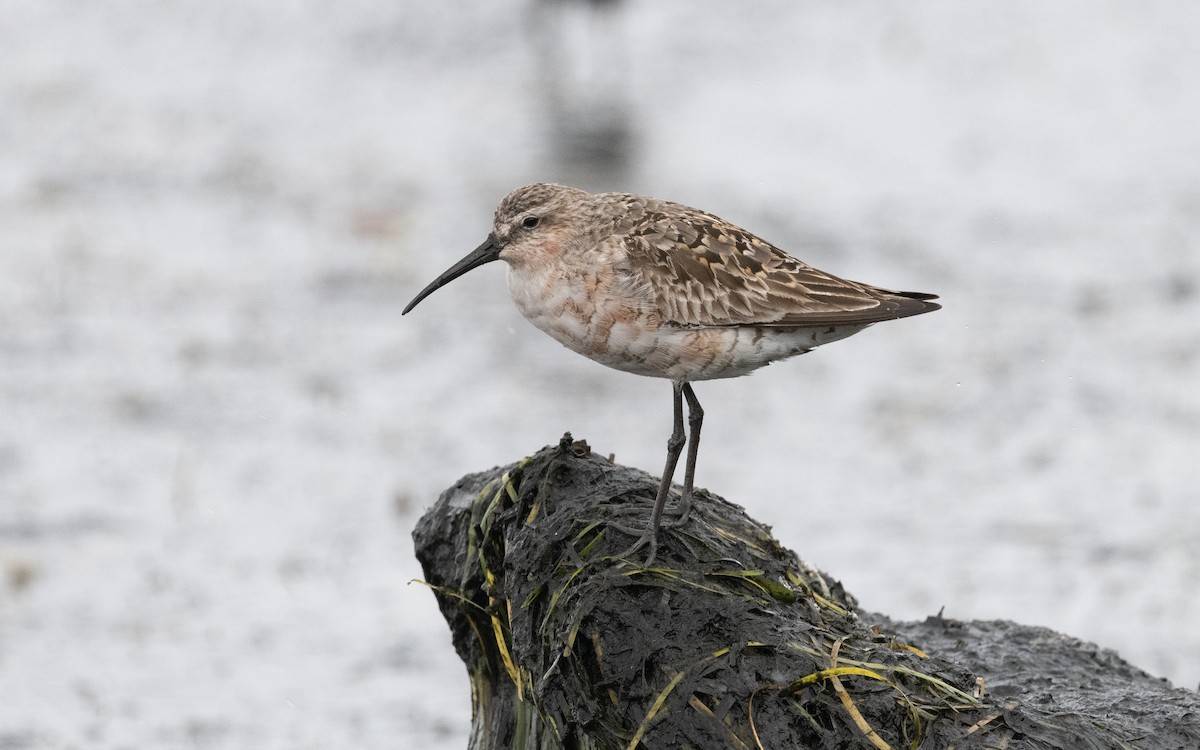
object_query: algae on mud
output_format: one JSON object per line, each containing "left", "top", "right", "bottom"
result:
{"left": 413, "top": 436, "right": 1200, "bottom": 750}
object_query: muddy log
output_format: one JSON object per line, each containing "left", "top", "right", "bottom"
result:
{"left": 412, "top": 435, "right": 1199, "bottom": 750}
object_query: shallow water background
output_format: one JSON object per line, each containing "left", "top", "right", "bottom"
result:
{"left": 3, "top": 1, "right": 1199, "bottom": 747}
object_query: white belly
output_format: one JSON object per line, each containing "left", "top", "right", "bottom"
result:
{"left": 592, "top": 322, "right": 869, "bottom": 381}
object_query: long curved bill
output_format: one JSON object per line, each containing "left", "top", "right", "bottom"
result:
{"left": 402, "top": 234, "right": 503, "bottom": 315}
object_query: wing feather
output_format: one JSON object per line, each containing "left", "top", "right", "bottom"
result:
{"left": 619, "top": 200, "right": 939, "bottom": 328}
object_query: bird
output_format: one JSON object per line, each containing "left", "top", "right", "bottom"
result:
{"left": 403, "top": 183, "right": 940, "bottom": 562}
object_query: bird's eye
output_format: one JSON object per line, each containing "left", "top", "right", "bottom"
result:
{"left": 522, "top": 216, "right": 540, "bottom": 229}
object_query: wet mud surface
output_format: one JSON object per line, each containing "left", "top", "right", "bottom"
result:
{"left": 414, "top": 438, "right": 1200, "bottom": 749}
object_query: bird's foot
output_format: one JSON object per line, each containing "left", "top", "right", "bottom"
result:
{"left": 664, "top": 489, "right": 693, "bottom": 529}
{"left": 609, "top": 490, "right": 695, "bottom": 566}
{"left": 614, "top": 527, "right": 660, "bottom": 567}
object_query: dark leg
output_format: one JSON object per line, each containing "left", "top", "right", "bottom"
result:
{"left": 648, "top": 381, "right": 687, "bottom": 536}
{"left": 668, "top": 382, "right": 702, "bottom": 527}
{"left": 618, "top": 381, "right": 686, "bottom": 564}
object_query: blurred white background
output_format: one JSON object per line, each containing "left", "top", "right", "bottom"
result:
{"left": 2, "top": 1, "right": 1199, "bottom": 747}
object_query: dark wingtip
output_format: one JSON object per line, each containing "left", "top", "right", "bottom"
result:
{"left": 896, "top": 290, "right": 940, "bottom": 302}
{"left": 883, "top": 290, "right": 941, "bottom": 320}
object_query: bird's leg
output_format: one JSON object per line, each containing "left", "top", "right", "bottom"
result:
{"left": 616, "top": 381, "right": 685, "bottom": 564}
{"left": 667, "top": 382, "right": 702, "bottom": 528}
{"left": 649, "top": 381, "right": 687, "bottom": 535}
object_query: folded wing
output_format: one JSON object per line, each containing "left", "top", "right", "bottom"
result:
{"left": 621, "top": 202, "right": 940, "bottom": 328}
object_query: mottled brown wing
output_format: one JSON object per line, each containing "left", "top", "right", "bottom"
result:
{"left": 620, "top": 201, "right": 939, "bottom": 328}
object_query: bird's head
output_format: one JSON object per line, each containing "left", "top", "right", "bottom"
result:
{"left": 402, "top": 183, "right": 591, "bottom": 315}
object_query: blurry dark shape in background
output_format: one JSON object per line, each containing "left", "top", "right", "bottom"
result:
{"left": 533, "top": 0, "right": 635, "bottom": 190}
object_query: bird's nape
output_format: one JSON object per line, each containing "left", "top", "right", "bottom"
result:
{"left": 402, "top": 234, "right": 504, "bottom": 315}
